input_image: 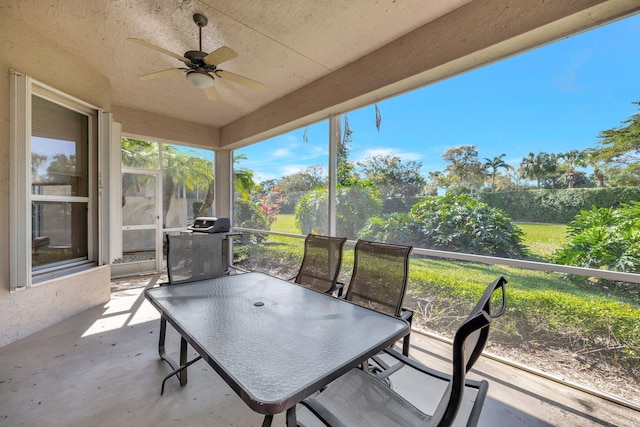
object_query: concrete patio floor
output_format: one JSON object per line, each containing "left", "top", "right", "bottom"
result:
{"left": 1, "top": 273, "right": 638, "bottom": 427}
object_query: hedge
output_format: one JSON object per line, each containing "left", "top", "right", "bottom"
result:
{"left": 479, "top": 187, "right": 640, "bottom": 223}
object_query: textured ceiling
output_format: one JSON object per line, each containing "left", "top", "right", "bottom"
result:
{"left": 1, "top": 0, "right": 471, "bottom": 127}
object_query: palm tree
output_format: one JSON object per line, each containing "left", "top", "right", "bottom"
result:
{"left": 195, "top": 153, "right": 256, "bottom": 217}
{"left": 121, "top": 138, "right": 157, "bottom": 203}
{"left": 519, "top": 151, "right": 555, "bottom": 189}
{"left": 162, "top": 147, "right": 214, "bottom": 222}
{"left": 483, "top": 154, "right": 512, "bottom": 191}
{"left": 558, "top": 149, "right": 586, "bottom": 189}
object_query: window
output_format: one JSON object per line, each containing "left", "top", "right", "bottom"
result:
{"left": 10, "top": 72, "right": 99, "bottom": 289}
{"left": 113, "top": 137, "right": 214, "bottom": 275}
{"left": 233, "top": 120, "right": 330, "bottom": 234}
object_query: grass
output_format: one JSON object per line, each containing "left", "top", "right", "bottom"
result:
{"left": 517, "top": 222, "right": 568, "bottom": 260}
{"left": 240, "top": 214, "right": 640, "bottom": 368}
{"left": 270, "top": 214, "right": 297, "bottom": 233}
{"left": 272, "top": 215, "right": 568, "bottom": 260}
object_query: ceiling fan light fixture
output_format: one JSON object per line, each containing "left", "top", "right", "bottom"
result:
{"left": 186, "top": 70, "right": 215, "bottom": 89}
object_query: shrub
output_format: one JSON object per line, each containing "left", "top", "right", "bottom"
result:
{"left": 479, "top": 186, "right": 640, "bottom": 223}
{"left": 553, "top": 201, "right": 640, "bottom": 273}
{"left": 295, "top": 185, "right": 382, "bottom": 239}
{"left": 358, "top": 212, "right": 420, "bottom": 246}
{"left": 410, "top": 193, "right": 527, "bottom": 258}
{"left": 233, "top": 198, "right": 270, "bottom": 243}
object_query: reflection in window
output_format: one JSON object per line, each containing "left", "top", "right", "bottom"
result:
{"left": 31, "top": 202, "right": 88, "bottom": 269}
{"left": 31, "top": 95, "right": 91, "bottom": 270}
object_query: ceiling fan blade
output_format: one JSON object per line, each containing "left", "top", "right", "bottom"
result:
{"left": 216, "top": 70, "right": 265, "bottom": 91}
{"left": 204, "top": 85, "right": 219, "bottom": 101}
{"left": 138, "top": 68, "right": 187, "bottom": 80}
{"left": 203, "top": 46, "right": 238, "bottom": 66}
{"left": 128, "top": 38, "right": 189, "bottom": 63}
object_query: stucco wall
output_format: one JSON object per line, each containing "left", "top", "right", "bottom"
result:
{"left": 0, "top": 266, "right": 111, "bottom": 348}
{"left": 0, "top": 13, "right": 112, "bottom": 348}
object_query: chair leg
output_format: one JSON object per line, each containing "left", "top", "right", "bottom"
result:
{"left": 402, "top": 331, "right": 411, "bottom": 357}
{"left": 402, "top": 314, "right": 413, "bottom": 356}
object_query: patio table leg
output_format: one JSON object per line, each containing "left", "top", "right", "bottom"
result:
{"left": 159, "top": 337, "right": 202, "bottom": 395}
{"left": 179, "top": 337, "right": 188, "bottom": 386}
{"left": 261, "top": 414, "right": 273, "bottom": 427}
{"left": 285, "top": 407, "right": 297, "bottom": 426}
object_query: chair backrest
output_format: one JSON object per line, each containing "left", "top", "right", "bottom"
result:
{"left": 166, "top": 233, "right": 225, "bottom": 284}
{"left": 295, "top": 234, "right": 347, "bottom": 293}
{"left": 432, "top": 276, "right": 508, "bottom": 427}
{"left": 345, "top": 240, "right": 412, "bottom": 317}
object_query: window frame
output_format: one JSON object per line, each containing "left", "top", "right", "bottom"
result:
{"left": 10, "top": 71, "right": 101, "bottom": 290}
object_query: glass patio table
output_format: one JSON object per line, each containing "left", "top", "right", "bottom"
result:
{"left": 144, "top": 271, "right": 410, "bottom": 426}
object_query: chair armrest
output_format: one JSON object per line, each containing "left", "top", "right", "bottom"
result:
{"left": 227, "top": 265, "right": 250, "bottom": 274}
{"left": 375, "top": 347, "right": 453, "bottom": 383}
{"left": 326, "top": 281, "right": 345, "bottom": 297}
{"left": 400, "top": 307, "right": 414, "bottom": 321}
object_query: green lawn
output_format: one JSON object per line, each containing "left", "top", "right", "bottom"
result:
{"left": 272, "top": 214, "right": 567, "bottom": 261}
{"left": 270, "top": 213, "right": 297, "bottom": 233}
{"left": 517, "top": 222, "right": 568, "bottom": 260}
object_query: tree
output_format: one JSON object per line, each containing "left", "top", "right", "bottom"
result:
{"left": 483, "top": 154, "right": 512, "bottom": 192}
{"left": 162, "top": 146, "right": 212, "bottom": 225}
{"left": 583, "top": 148, "right": 606, "bottom": 187}
{"left": 256, "top": 179, "right": 279, "bottom": 194}
{"left": 595, "top": 101, "right": 640, "bottom": 167}
{"left": 519, "top": 151, "right": 556, "bottom": 189}
{"left": 274, "top": 165, "right": 327, "bottom": 213}
{"left": 121, "top": 138, "right": 158, "bottom": 205}
{"left": 357, "top": 154, "right": 426, "bottom": 198}
{"left": 558, "top": 149, "right": 586, "bottom": 189}
{"left": 441, "top": 145, "right": 485, "bottom": 194}
{"left": 196, "top": 153, "right": 257, "bottom": 218}
{"left": 295, "top": 182, "right": 382, "bottom": 239}
{"left": 232, "top": 153, "right": 257, "bottom": 200}
{"left": 592, "top": 100, "right": 640, "bottom": 186}
{"left": 277, "top": 165, "right": 326, "bottom": 193}
{"left": 337, "top": 126, "right": 356, "bottom": 185}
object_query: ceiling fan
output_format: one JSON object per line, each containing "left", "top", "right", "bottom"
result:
{"left": 128, "top": 13, "right": 265, "bottom": 101}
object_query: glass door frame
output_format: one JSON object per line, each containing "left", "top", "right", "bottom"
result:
{"left": 114, "top": 149, "right": 163, "bottom": 277}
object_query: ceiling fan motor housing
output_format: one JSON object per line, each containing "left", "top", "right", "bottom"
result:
{"left": 184, "top": 50, "right": 218, "bottom": 72}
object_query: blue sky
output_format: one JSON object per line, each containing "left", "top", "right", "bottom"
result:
{"left": 239, "top": 13, "right": 640, "bottom": 184}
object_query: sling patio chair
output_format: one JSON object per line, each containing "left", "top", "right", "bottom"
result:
{"left": 290, "top": 234, "right": 347, "bottom": 296}
{"left": 158, "top": 232, "right": 226, "bottom": 394}
{"left": 297, "top": 276, "right": 508, "bottom": 427}
{"left": 344, "top": 239, "right": 414, "bottom": 356}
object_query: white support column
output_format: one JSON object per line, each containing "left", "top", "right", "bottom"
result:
{"left": 215, "top": 150, "right": 233, "bottom": 219}
{"left": 328, "top": 114, "right": 340, "bottom": 236}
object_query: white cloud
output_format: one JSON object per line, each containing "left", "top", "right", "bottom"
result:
{"left": 281, "top": 165, "right": 307, "bottom": 176}
{"left": 273, "top": 148, "right": 291, "bottom": 157}
{"left": 355, "top": 147, "right": 423, "bottom": 162}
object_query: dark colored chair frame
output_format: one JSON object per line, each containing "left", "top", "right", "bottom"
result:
{"left": 344, "top": 239, "right": 414, "bottom": 356}
{"left": 158, "top": 232, "right": 225, "bottom": 394}
{"left": 291, "top": 234, "right": 347, "bottom": 296}
{"left": 297, "top": 276, "right": 508, "bottom": 427}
